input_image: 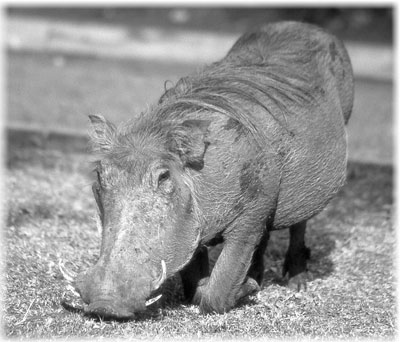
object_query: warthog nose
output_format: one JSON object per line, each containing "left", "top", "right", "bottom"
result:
{"left": 86, "top": 301, "right": 134, "bottom": 319}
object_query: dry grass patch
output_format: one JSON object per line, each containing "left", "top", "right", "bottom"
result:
{"left": 4, "top": 147, "right": 395, "bottom": 338}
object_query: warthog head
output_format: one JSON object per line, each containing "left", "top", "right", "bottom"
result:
{"left": 68, "top": 114, "right": 210, "bottom": 319}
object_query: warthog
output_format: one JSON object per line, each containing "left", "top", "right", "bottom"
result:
{"left": 64, "top": 21, "right": 354, "bottom": 319}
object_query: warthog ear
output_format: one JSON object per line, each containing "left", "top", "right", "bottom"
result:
{"left": 168, "top": 119, "right": 211, "bottom": 171}
{"left": 88, "top": 114, "right": 116, "bottom": 152}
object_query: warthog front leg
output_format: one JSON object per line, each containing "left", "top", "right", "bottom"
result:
{"left": 193, "top": 221, "right": 265, "bottom": 314}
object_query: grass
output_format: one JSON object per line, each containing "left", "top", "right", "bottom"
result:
{"left": 6, "top": 50, "right": 393, "bottom": 165}
{"left": 4, "top": 146, "right": 395, "bottom": 338}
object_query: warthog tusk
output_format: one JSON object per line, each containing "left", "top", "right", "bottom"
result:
{"left": 58, "top": 260, "right": 76, "bottom": 283}
{"left": 145, "top": 294, "right": 162, "bottom": 306}
{"left": 152, "top": 260, "right": 167, "bottom": 291}
{"left": 66, "top": 284, "right": 80, "bottom": 297}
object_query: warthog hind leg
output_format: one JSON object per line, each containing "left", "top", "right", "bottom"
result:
{"left": 283, "top": 220, "right": 311, "bottom": 291}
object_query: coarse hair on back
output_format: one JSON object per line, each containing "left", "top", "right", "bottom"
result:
{"left": 96, "top": 26, "right": 324, "bottom": 153}
{"left": 146, "top": 55, "right": 317, "bottom": 145}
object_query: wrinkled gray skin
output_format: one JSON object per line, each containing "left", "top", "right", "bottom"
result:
{"left": 73, "top": 21, "right": 354, "bottom": 319}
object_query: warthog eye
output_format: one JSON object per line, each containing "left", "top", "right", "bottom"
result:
{"left": 91, "top": 165, "right": 104, "bottom": 221}
{"left": 157, "top": 169, "right": 174, "bottom": 194}
{"left": 92, "top": 183, "right": 104, "bottom": 221}
{"left": 158, "top": 170, "right": 170, "bottom": 185}
{"left": 92, "top": 162, "right": 103, "bottom": 188}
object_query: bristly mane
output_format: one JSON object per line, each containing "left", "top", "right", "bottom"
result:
{"left": 147, "top": 56, "right": 317, "bottom": 145}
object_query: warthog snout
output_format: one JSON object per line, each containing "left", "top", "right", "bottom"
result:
{"left": 69, "top": 260, "right": 166, "bottom": 319}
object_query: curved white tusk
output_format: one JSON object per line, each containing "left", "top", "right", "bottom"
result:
{"left": 145, "top": 294, "right": 163, "bottom": 307}
{"left": 161, "top": 259, "right": 166, "bottom": 276}
{"left": 152, "top": 260, "right": 167, "bottom": 291}
{"left": 66, "top": 284, "right": 80, "bottom": 297}
{"left": 58, "top": 260, "right": 76, "bottom": 283}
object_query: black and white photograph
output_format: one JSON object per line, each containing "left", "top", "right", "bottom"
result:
{"left": 2, "top": 2, "right": 395, "bottom": 339}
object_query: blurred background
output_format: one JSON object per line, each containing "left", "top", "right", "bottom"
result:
{"left": 6, "top": 6, "right": 394, "bottom": 165}
{"left": 6, "top": 7, "right": 393, "bottom": 41}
